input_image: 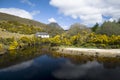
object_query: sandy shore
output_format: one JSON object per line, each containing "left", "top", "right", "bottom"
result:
{"left": 55, "top": 48, "right": 120, "bottom": 57}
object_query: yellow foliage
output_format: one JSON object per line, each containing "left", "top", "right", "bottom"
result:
{"left": 9, "top": 41, "right": 19, "bottom": 50}
{"left": 50, "top": 35, "right": 61, "bottom": 45}
{"left": 0, "top": 44, "right": 3, "bottom": 51}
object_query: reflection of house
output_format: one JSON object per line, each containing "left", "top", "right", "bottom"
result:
{"left": 35, "top": 32, "right": 49, "bottom": 38}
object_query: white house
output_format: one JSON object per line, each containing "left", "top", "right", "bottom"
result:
{"left": 35, "top": 32, "right": 49, "bottom": 38}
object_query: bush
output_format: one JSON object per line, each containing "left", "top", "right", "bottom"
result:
{"left": 9, "top": 41, "right": 19, "bottom": 50}
{"left": 0, "top": 43, "right": 3, "bottom": 51}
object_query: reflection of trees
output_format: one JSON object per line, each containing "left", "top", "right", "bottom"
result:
{"left": 1, "top": 47, "right": 120, "bottom": 69}
{"left": 0, "top": 46, "right": 49, "bottom": 69}
{"left": 97, "top": 57, "right": 120, "bottom": 69}
{"left": 50, "top": 51, "right": 120, "bottom": 69}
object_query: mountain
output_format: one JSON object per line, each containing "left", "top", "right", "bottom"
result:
{"left": 47, "top": 22, "right": 63, "bottom": 30}
{"left": 47, "top": 22, "right": 64, "bottom": 36}
{"left": 67, "top": 23, "right": 91, "bottom": 36}
{"left": 0, "top": 12, "right": 64, "bottom": 36}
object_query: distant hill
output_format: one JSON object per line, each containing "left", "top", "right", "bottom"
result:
{"left": 67, "top": 23, "right": 91, "bottom": 36}
{"left": 0, "top": 12, "right": 47, "bottom": 29}
{"left": 47, "top": 22, "right": 63, "bottom": 30}
{"left": 47, "top": 22, "right": 64, "bottom": 36}
{"left": 0, "top": 12, "right": 64, "bottom": 36}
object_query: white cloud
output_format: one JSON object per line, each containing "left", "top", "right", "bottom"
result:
{"left": 48, "top": 17, "right": 57, "bottom": 23}
{"left": 21, "top": 0, "right": 35, "bottom": 7}
{"left": 53, "top": 61, "right": 102, "bottom": 79}
{"left": 0, "top": 8, "right": 40, "bottom": 19}
{"left": 62, "top": 25, "right": 69, "bottom": 30}
{"left": 31, "top": 10, "right": 40, "bottom": 16}
{"left": 0, "top": 8, "right": 33, "bottom": 19}
{"left": 109, "top": 18, "right": 114, "bottom": 22}
{"left": 50, "top": 0, "right": 120, "bottom": 26}
{"left": 0, "top": 60, "right": 33, "bottom": 72}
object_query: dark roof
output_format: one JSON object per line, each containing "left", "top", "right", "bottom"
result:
{"left": 36, "top": 32, "right": 49, "bottom": 35}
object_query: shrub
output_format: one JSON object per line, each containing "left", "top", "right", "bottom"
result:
{"left": 9, "top": 41, "right": 19, "bottom": 50}
{"left": 0, "top": 43, "right": 3, "bottom": 51}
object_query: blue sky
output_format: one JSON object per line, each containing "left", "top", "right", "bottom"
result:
{"left": 0, "top": 0, "right": 120, "bottom": 29}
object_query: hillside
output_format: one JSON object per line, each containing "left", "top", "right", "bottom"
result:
{"left": 0, "top": 12, "right": 64, "bottom": 36}
{"left": 0, "top": 12, "right": 47, "bottom": 29}
{"left": 0, "top": 28, "right": 33, "bottom": 38}
{"left": 67, "top": 23, "right": 91, "bottom": 36}
{"left": 47, "top": 22, "right": 64, "bottom": 36}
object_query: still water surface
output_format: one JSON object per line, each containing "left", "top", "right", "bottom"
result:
{"left": 0, "top": 47, "right": 120, "bottom": 80}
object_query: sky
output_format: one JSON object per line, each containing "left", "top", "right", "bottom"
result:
{"left": 0, "top": 0, "right": 120, "bottom": 30}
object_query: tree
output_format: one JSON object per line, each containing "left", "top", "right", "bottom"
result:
{"left": 91, "top": 23, "right": 99, "bottom": 32}
{"left": 117, "top": 18, "right": 120, "bottom": 24}
{"left": 96, "top": 21, "right": 120, "bottom": 36}
{"left": 67, "top": 23, "right": 91, "bottom": 36}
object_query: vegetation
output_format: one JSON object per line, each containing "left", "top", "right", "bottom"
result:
{"left": 96, "top": 21, "right": 120, "bottom": 36}
{"left": 47, "top": 22, "right": 64, "bottom": 36}
{"left": 0, "top": 21, "right": 43, "bottom": 34}
{"left": 0, "top": 12, "right": 120, "bottom": 51}
{"left": 91, "top": 23, "right": 99, "bottom": 32}
{"left": 0, "top": 12, "right": 47, "bottom": 28}
{"left": 47, "top": 32, "right": 120, "bottom": 48}
{"left": 67, "top": 23, "right": 91, "bottom": 36}
{"left": 0, "top": 12, "right": 64, "bottom": 36}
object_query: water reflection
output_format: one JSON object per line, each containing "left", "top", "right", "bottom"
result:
{"left": 0, "top": 60, "right": 33, "bottom": 72}
{"left": 0, "top": 47, "right": 120, "bottom": 80}
{"left": 0, "top": 46, "right": 49, "bottom": 69}
{"left": 53, "top": 60, "right": 120, "bottom": 80}
{"left": 53, "top": 61, "right": 102, "bottom": 79}
{"left": 50, "top": 52, "right": 120, "bottom": 69}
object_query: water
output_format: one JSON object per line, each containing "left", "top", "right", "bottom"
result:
{"left": 0, "top": 47, "right": 120, "bottom": 80}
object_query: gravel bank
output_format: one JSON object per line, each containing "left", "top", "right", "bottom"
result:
{"left": 56, "top": 48, "right": 120, "bottom": 57}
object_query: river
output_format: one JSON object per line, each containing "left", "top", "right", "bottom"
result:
{"left": 0, "top": 46, "right": 120, "bottom": 80}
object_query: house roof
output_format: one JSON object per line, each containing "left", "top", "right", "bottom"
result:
{"left": 36, "top": 32, "right": 49, "bottom": 35}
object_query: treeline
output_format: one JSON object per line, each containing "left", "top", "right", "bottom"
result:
{"left": 92, "top": 20, "right": 120, "bottom": 36}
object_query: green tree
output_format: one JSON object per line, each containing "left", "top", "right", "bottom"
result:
{"left": 96, "top": 21, "right": 120, "bottom": 36}
{"left": 91, "top": 23, "right": 99, "bottom": 32}
{"left": 67, "top": 23, "right": 91, "bottom": 36}
{"left": 117, "top": 18, "right": 120, "bottom": 24}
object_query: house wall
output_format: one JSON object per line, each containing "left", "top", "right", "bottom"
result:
{"left": 38, "top": 35, "right": 49, "bottom": 38}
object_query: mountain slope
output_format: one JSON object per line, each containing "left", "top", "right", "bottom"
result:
{"left": 0, "top": 12, "right": 47, "bottom": 29}
{"left": 67, "top": 23, "right": 91, "bottom": 36}
{"left": 47, "top": 22, "right": 64, "bottom": 36}
{"left": 0, "top": 12, "right": 64, "bottom": 36}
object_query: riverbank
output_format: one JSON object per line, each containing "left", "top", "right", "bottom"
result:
{"left": 53, "top": 47, "right": 120, "bottom": 57}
